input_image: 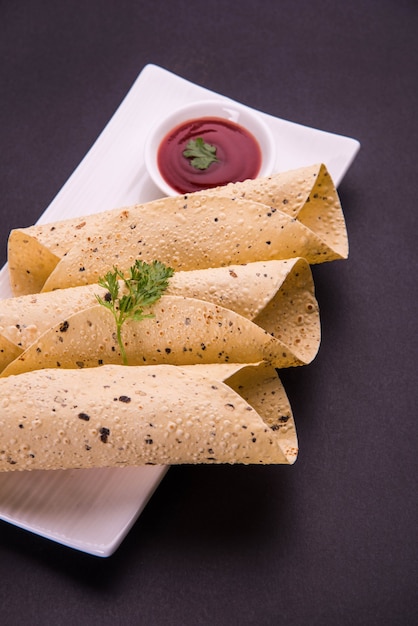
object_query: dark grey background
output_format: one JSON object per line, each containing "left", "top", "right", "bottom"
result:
{"left": 1, "top": 1, "right": 417, "bottom": 624}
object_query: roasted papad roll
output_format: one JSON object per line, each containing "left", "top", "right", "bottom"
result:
{"left": 0, "top": 362, "right": 298, "bottom": 471}
{"left": 1, "top": 296, "right": 318, "bottom": 376}
{"left": 0, "top": 259, "right": 320, "bottom": 375}
{"left": 7, "top": 163, "right": 347, "bottom": 295}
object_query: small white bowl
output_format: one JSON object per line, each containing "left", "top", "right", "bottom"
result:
{"left": 144, "top": 99, "right": 276, "bottom": 197}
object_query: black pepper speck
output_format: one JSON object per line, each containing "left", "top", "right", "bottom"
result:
{"left": 99, "top": 427, "right": 110, "bottom": 443}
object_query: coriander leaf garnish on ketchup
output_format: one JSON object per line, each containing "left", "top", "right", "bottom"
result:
{"left": 158, "top": 116, "right": 262, "bottom": 193}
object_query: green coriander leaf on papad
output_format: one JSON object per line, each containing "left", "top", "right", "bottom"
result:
{"left": 96, "top": 260, "right": 174, "bottom": 365}
{"left": 0, "top": 259, "right": 319, "bottom": 374}
{"left": 0, "top": 362, "right": 297, "bottom": 471}
{"left": 7, "top": 164, "right": 347, "bottom": 296}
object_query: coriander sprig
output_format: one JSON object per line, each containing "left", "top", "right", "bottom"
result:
{"left": 183, "top": 137, "right": 219, "bottom": 170}
{"left": 96, "top": 260, "right": 174, "bottom": 365}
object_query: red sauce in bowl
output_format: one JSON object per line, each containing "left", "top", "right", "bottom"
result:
{"left": 157, "top": 117, "right": 262, "bottom": 194}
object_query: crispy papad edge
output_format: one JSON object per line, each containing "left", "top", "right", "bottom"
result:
{"left": 0, "top": 336, "right": 23, "bottom": 372}
{"left": 7, "top": 230, "right": 61, "bottom": 296}
{"left": 0, "top": 283, "right": 108, "bottom": 373}
{"left": 208, "top": 163, "right": 347, "bottom": 258}
{"left": 252, "top": 257, "right": 320, "bottom": 365}
{"left": 296, "top": 164, "right": 348, "bottom": 259}
{"left": 208, "top": 163, "right": 323, "bottom": 217}
{"left": 0, "top": 363, "right": 297, "bottom": 470}
{"left": 201, "top": 362, "right": 298, "bottom": 464}
{"left": 7, "top": 209, "right": 120, "bottom": 296}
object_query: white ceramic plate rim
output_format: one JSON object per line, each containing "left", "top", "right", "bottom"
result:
{"left": 0, "top": 63, "right": 360, "bottom": 557}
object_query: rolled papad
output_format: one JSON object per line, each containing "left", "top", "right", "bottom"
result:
{"left": 0, "top": 259, "right": 319, "bottom": 373}
{"left": 1, "top": 291, "right": 319, "bottom": 376}
{"left": 0, "top": 362, "right": 298, "bottom": 471}
{"left": 208, "top": 162, "right": 346, "bottom": 243}
{"left": 7, "top": 163, "right": 347, "bottom": 295}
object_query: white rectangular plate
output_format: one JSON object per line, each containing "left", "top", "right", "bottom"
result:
{"left": 0, "top": 64, "right": 360, "bottom": 556}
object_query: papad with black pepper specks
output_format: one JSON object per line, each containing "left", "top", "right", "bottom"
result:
{"left": 7, "top": 163, "right": 347, "bottom": 296}
{"left": 1, "top": 290, "right": 319, "bottom": 376}
{"left": 208, "top": 163, "right": 347, "bottom": 257}
{"left": 0, "top": 259, "right": 319, "bottom": 374}
{"left": 0, "top": 362, "right": 297, "bottom": 470}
